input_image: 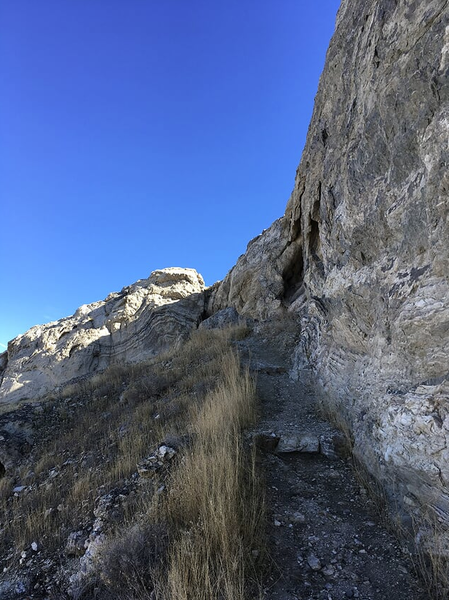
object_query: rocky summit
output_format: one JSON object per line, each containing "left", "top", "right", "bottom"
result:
{"left": 0, "top": 268, "right": 205, "bottom": 405}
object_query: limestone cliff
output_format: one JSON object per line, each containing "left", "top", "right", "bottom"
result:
{"left": 210, "top": 0, "right": 449, "bottom": 521}
{"left": 0, "top": 268, "right": 205, "bottom": 405}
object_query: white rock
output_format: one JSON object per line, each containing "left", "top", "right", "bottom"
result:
{"left": 0, "top": 268, "right": 205, "bottom": 405}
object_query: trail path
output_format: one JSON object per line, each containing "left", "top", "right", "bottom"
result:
{"left": 239, "top": 326, "right": 426, "bottom": 600}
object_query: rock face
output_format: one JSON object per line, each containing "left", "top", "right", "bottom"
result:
{"left": 0, "top": 268, "right": 205, "bottom": 405}
{"left": 209, "top": 0, "right": 449, "bottom": 523}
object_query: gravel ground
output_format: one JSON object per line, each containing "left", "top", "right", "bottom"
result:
{"left": 239, "top": 324, "right": 426, "bottom": 600}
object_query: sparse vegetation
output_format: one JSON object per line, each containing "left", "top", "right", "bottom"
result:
{"left": 162, "top": 350, "right": 264, "bottom": 600}
{"left": 402, "top": 480, "right": 449, "bottom": 600}
{"left": 0, "top": 326, "right": 265, "bottom": 598}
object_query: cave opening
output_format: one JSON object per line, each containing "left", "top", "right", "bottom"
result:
{"left": 0, "top": 462, "right": 5, "bottom": 478}
{"left": 282, "top": 246, "right": 304, "bottom": 304}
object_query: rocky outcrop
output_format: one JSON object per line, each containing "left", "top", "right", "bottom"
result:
{"left": 0, "top": 268, "right": 205, "bottom": 405}
{"left": 209, "top": 0, "right": 449, "bottom": 526}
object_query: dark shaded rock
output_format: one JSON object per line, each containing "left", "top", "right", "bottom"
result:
{"left": 253, "top": 433, "right": 280, "bottom": 452}
{"left": 200, "top": 307, "right": 251, "bottom": 330}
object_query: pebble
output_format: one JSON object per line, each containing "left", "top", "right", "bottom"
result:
{"left": 290, "top": 511, "right": 306, "bottom": 524}
{"left": 307, "top": 553, "right": 322, "bottom": 571}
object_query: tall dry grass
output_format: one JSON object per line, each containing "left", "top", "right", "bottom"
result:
{"left": 162, "top": 350, "right": 264, "bottom": 600}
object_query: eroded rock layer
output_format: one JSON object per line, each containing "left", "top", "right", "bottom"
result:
{"left": 0, "top": 268, "right": 205, "bottom": 404}
{"left": 210, "top": 0, "right": 449, "bottom": 521}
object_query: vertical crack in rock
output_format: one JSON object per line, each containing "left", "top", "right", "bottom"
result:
{"left": 282, "top": 246, "right": 304, "bottom": 305}
{"left": 0, "top": 351, "right": 7, "bottom": 390}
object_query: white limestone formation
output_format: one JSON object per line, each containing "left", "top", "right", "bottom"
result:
{"left": 0, "top": 268, "right": 205, "bottom": 405}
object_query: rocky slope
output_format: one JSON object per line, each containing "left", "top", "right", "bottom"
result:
{"left": 0, "top": 268, "right": 205, "bottom": 405}
{"left": 209, "top": 0, "right": 449, "bottom": 532}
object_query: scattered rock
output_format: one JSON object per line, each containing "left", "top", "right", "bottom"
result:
{"left": 253, "top": 432, "right": 280, "bottom": 452}
{"left": 137, "top": 444, "right": 177, "bottom": 478}
{"left": 157, "top": 445, "right": 176, "bottom": 460}
{"left": 290, "top": 511, "right": 306, "bottom": 524}
{"left": 65, "top": 531, "right": 86, "bottom": 557}
{"left": 276, "top": 433, "right": 320, "bottom": 454}
{"left": 307, "top": 553, "right": 322, "bottom": 571}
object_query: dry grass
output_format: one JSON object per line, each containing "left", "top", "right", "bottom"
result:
{"left": 0, "top": 325, "right": 265, "bottom": 599}
{"left": 162, "top": 350, "right": 264, "bottom": 600}
{"left": 411, "top": 513, "right": 449, "bottom": 600}
{"left": 400, "top": 476, "right": 449, "bottom": 600}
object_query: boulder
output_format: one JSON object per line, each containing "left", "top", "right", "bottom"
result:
{"left": 276, "top": 433, "right": 320, "bottom": 454}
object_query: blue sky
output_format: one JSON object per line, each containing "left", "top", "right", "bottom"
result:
{"left": 0, "top": 1, "right": 340, "bottom": 348}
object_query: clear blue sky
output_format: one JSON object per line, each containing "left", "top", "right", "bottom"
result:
{"left": 0, "top": 1, "right": 340, "bottom": 348}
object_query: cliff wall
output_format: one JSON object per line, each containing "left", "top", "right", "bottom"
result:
{"left": 210, "top": 0, "right": 449, "bottom": 521}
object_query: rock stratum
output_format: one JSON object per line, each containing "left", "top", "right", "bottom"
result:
{"left": 0, "top": 268, "right": 205, "bottom": 404}
{"left": 210, "top": 0, "right": 449, "bottom": 526}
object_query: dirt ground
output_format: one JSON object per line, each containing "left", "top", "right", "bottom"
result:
{"left": 238, "top": 324, "right": 427, "bottom": 600}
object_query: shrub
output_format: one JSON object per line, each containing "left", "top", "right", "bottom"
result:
{"left": 98, "top": 522, "right": 169, "bottom": 598}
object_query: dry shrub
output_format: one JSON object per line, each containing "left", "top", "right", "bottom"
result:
{"left": 405, "top": 480, "right": 449, "bottom": 600}
{"left": 96, "top": 522, "right": 169, "bottom": 599}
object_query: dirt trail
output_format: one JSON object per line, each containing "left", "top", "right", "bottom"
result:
{"left": 238, "top": 327, "right": 426, "bottom": 600}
